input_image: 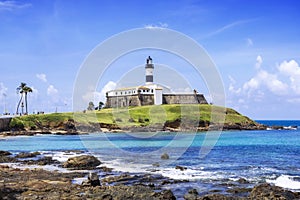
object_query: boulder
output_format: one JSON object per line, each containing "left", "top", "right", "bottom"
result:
{"left": 184, "top": 188, "right": 199, "bottom": 200}
{"left": 161, "top": 189, "right": 176, "bottom": 200}
{"left": 16, "top": 152, "right": 40, "bottom": 158}
{"left": 88, "top": 172, "right": 100, "bottom": 186}
{"left": 0, "top": 151, "right": 11, "bottom": 156}
{"left": 62, "top": 155, "right": 101, "bottom": 170}
{"left": 250, "top": 183, "right": 299, "bottom": 200}
{"left": 175, "top": 165, "right": 187, "bottom": 171}
{"left": 161, "top": 153, "right": 169, "bottom": 160}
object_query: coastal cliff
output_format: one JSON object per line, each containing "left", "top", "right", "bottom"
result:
{"left": 3, "top": 104, "right": 265, "bottom": 135}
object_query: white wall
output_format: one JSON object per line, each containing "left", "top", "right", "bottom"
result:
{"left": 154, "top": 89, "right": 162, "bottom": 105}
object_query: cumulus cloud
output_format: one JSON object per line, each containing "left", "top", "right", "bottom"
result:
{"left": 82, "top": 81, "right": 117, "bottom": 105}
{"left": 47, "top": 85, "right": 58, "bottom": 96}
{"left": 0, "top": 1, "right": 31, "bottom": 11}
{"left": 47, "top": 85, "right": 59, "bottom": 103}
{"left": 278, "top": 60, "right": 300, "bottom": 94}
{"left": 255, "top": 55, "right": 263, "bottom": 69}
{"left": 243, "top": 69, "right": 288, "bottom": 96}
{"left": 36, "top": 73, "right": 47, "bottom": 82}
{"left": 229, "top": 56, "right": 300, "bottom": 105}
{"left": 228, "top": 75, "right": 241, "bottom": 94}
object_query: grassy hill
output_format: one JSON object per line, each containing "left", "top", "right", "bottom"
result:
{"left": 8, "top": 104, "right": 264, "bottom": 133}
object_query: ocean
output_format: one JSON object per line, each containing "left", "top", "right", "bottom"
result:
{"left": 1, "top": 120, "right": 300, "bottom": 198}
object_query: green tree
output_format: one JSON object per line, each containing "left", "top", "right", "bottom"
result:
{"left": 98, "top": 101, "right": 104, "bottom": 110}
{"left": 16, "top": 82, "right": 33, "bottom": 115}
{"left": 87, "top": 101, "right": 95, "bottom": 111}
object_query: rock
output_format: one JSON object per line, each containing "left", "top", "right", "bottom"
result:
{"left": 21, "top": 156, "right": 59, "bottom": 165}
{"left": 152, "top": 162, "right": 160, "bottom": 167}
{"left": 237, "top": 177, "right": 249, "bottom": 184}
{"left": 88, "top": 172, "right": 100, "bottom": 186}
{"left": 198, "top": 194, "right": 241, "bottom": 200}
{"left": 0, "top": 150, "right": 11, "bottom": 156}
{"left": 62, "top": 155, "right": 101, "bottom": 170}
{"left": 15, "top": 151, "right": 40, "bottom": 158}
{"left": 175, "top": 165, "right": 187, "bottom": 171}
{"left": 184, "top": 188, "right": 199, "bottom": 200}
{"left": 160, "top": 189, "right": 176, "bottom": 200}
{"left": 161, "top": 153, "right": 169, "bottom": 160}
{"left": 250, "top": 183, "right": 299, "bottom": 200}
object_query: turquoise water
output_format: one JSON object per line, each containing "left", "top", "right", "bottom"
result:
{"left": 1, "top": 121, "right": 300, "bottom": 196}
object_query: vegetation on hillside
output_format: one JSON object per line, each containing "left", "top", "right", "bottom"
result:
{"left": 9, "top": 104, "right": 259, "bottom": 132}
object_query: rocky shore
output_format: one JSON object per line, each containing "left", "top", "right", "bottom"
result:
{"left": 1, "top": 150, "right": 299, "bottom": 199}
{"left": 0, "top": 119, "right": 268, "bottom": 137}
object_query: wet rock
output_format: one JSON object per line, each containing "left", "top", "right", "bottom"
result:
{"left": 152, "top": 162, "right": 160, "bottom": 167}
{"left": 175, "top": 165, "right": 187, "bottom": 171}
{"left": 198, "top": 194, "right": 241, "bottom": 200}
{"left": 15, "top": 151, "right": 40, "bottom": 158}
{"left": 184, "top": 188, "right": 198, "bottom": 200}
{"left": 237, "top": 178, "right": 249, "bottom": 184}
{"left": 227, "top": 187, "right": 251, "bottom": 194}
{"left": 0, "top": 150, "right": 11, "bottom": 156}
{"left": 250, "top": 183, "right": 299, "bottom": 200}
{"left": 62, "top": 155, "right": 101, "bottom": 170}
{"left": 161, "top": 153, "right": 169, "bottom": 160}
{"left": 0, "top": 152, "right": 16, "bottom": 163}
{"left": 88, "top": 172, "right": 100, "bottom": 186}
{"left": 21, "top": 156, "right": 59, "bottom": 165}
{"left": 160, "top": 189, "right": 176, "bottom": 200}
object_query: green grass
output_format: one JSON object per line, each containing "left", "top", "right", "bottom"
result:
{"left": 10, "top": 104, "right": 257, "bottom": 130}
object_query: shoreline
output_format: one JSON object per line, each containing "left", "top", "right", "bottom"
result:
{"left": 1, "top": 150, "right": 300, "bottom": 199}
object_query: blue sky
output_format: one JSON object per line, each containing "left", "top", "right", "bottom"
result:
{"left": 0, "top": 0, "right": 299, "bottom": 119}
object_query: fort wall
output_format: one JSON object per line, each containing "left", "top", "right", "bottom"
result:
{"left": 106, "top": 93, "right": 208, "bottom": 108}
{"left": 163, "top": 94, "right": 208, "bottom": 104}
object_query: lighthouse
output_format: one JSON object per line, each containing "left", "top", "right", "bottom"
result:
{"left": 145, "top": 56, "right": 154, "bottom": 85}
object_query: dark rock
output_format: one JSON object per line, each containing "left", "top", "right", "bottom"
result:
{"left": 152, "top": 162, "right": 160, "bottom": 167}
{"left": 88, "top": 172, "right": 100, "bottom": 186}
{"left": 175, "top": 165, "right": 187, "bottom": 171}
{"left": 0, "top": 150, "right": 11, "bottom": 156}
{"left": 237, "top": 178, "right": 249, "bottom": 184}
{"left": 160, "top": 189, "right": 176, "bottom": 200}
{"left": 21, "top": 156, "right": 59, "bottom": 165}
{"left": 15, "top": 151, "right": 40, "bottom": 158}
{"left": 250, "top": 183, "right": 299, "bottom": 200}
{"left": 198, "top": 194, "right": 242, "bottom": 200}
{"left": 99, "top": 166, "right": 113, "bottom": 172}
{"left": 184, "top": 188, "right": 199, "bottom": 200}
{"left": 161, "top": 153, "right": 169, "bottom": 160}
{"left": 62, "top": 155, "right": 101, "bottom": 170}
{"left": 227, "top": 187, "right": 251, "bottom": 194}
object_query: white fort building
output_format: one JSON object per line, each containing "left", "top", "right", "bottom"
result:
{"left": 105, "top": 56, "right": 208, "bottom": 108}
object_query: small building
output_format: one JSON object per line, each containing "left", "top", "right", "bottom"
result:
{"left": 105, "top": 56, "right": 208, "bottom": 108}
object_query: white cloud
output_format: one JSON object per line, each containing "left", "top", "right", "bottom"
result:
{"left": 47, "top": 85, "right": 58, "bottom": 96}
{"left": 82, "top": 81, "right": 117, "bottom": 105}
{"left": 243, "top": 69, "right": 288, "bottom": 96}
{"left": 144, "top": 22, "right": 168, "bottom": 29}
{"left": 99, "top": 81, "right": 117, "bottom": 101}
{"left": 246, "top": 38, "right": 253, "bottom": 46}
{"left": 278, "top": 60, "right": 300, "bottom": 94}
{"left": 36, "top": 73, "right": 47, "bottom": 82}
{"left": 255, "top": 55, "right": 263, "bottom": 69}
{"left": 47, "top": 85, "right": 59, "bottom": 103}
{"left": 228, "top": 75, "right": 241, "bottom": 94}
{"left": 0, "top": 82, "right": 8, "bottom": 100}
{"left": 206, "top": 19, "right": 257, "bottom": 38}
{"left": 0, "top": 1, "right": 31, "bottom": 11}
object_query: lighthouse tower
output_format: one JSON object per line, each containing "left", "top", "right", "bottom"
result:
{"left": 145, "top": 56, "right": 154, "bottom": 85}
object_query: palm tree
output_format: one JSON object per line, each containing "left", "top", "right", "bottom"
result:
{"left": 16, "top": 82, "right": 33, "bottom": 115}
